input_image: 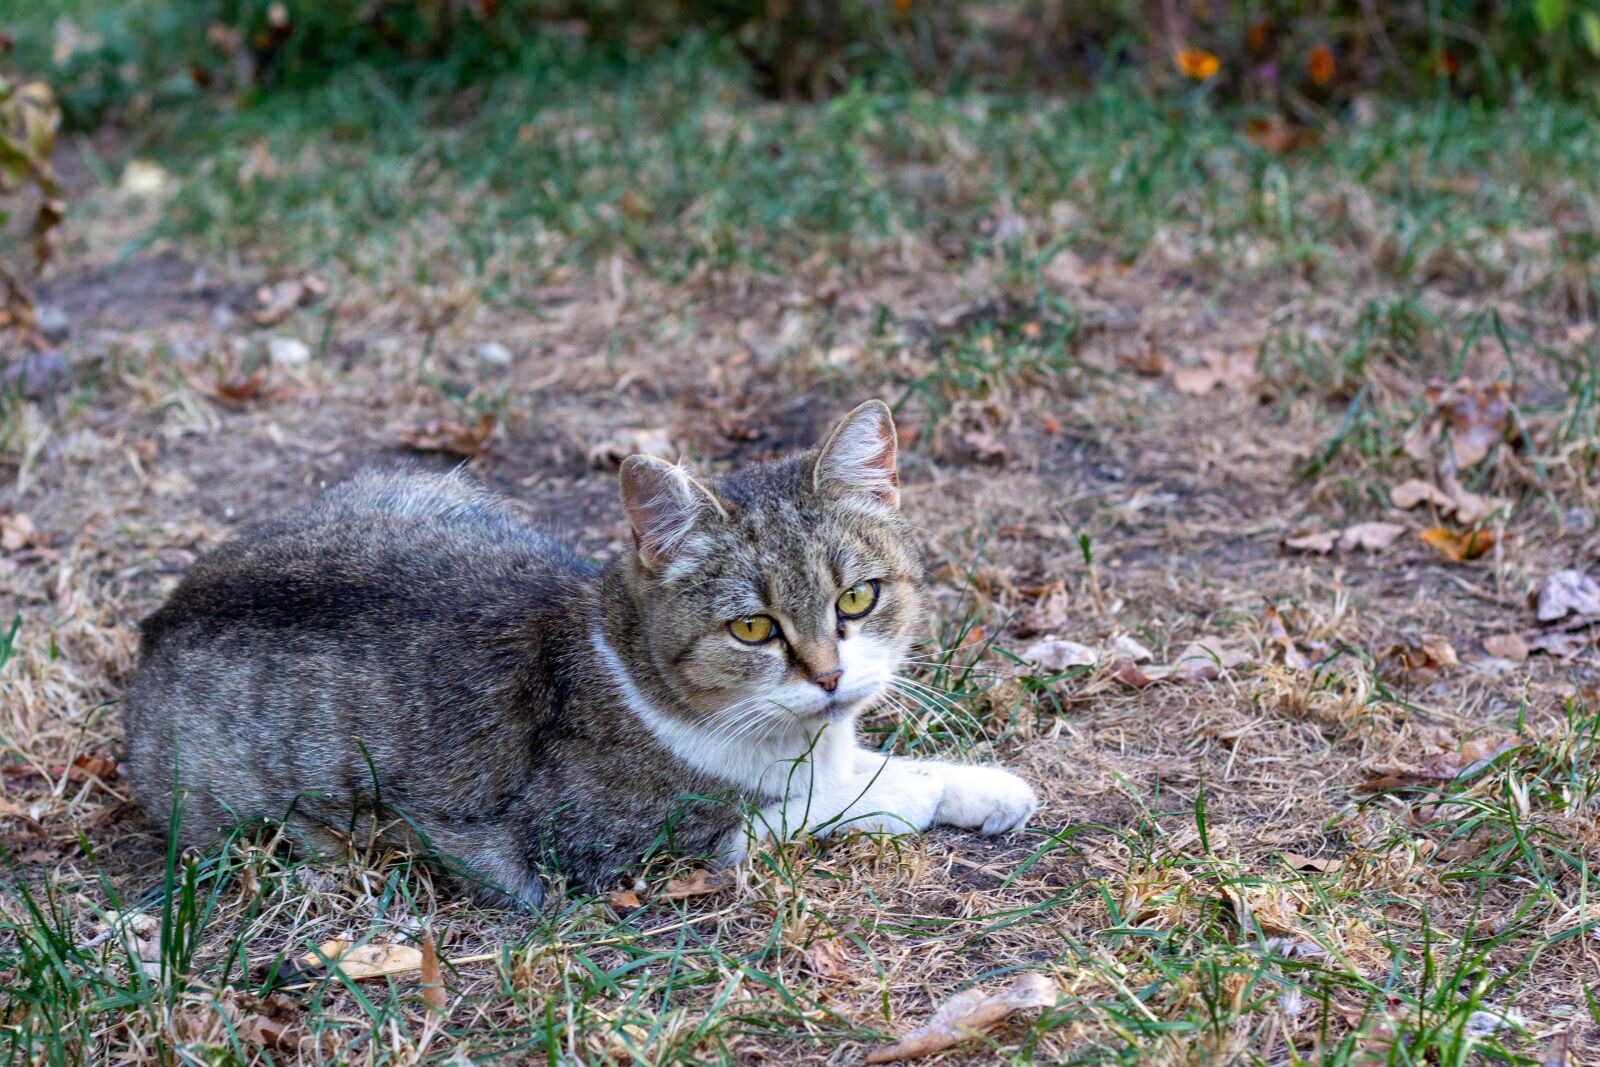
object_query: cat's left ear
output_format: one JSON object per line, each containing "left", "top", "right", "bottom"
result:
{"left": 814, "top": 399, "right": 899, "bottom": 510}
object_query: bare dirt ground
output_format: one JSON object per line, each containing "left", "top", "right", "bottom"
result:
{"left": 2, "top": 167, "right": 1598, "bottom": 1063}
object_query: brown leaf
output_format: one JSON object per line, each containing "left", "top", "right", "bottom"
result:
{"left": 958, "top": 427, "right": 1012, "bottom": 466}
{"left": 1385, "top": 633, "right": 1458, "bottom": 677}
{"left": 300, "top": 940, "right": 424, "bottom": 980}
{"left": 588, "top": 426, "right": 675, "bottom": 469}
{"left": 1117, "top": 348, "right": 1172, "bottom": 377}
{"left": 661, "top": 868, "right": 732, "bottom": 900}
{"left": 1283, "top": 522, "right": 1405, "bottom": 555}
{"left": 1244, "top": 114, "right": 1319, "bottom": 153}
{"left": 70, "top": 754, "right": 118, "bottom": 782}
{"left": 608, "top": 889, "right": 643, "bottom": 909}
{"left": 1360, "top": 733, "right": 1520, "bottom": 791}
{"left": 1013, "top": 580, "right": 1070, "bottom": 638}
{"left": 0, "top": 512, "right": 44, "bottom": 553}
{"left": 1109, "top": 634, "right": 1153, "bottom": 663}
{"left": 1171, "top": 349, "right": 1255, "bottom": 395}
{"left": 401, "top": 414, "right": 495, "bottom": 459}
{"left": 1390, "top": 478, "right": 1455, "bottom": 511}
{"left": 1522, "top": 625, "right": 1597, "bottom": 658}
{"left": 1019, "top": 638, "right": 1099, "bottom": 672}
{"left": 253, "top": 275, "right": 325, "bottom": 326}
{"left": 1435, "top": 379, "right": 1511, "bottom": 468}
{"left": 1417, "top": 527, "right": 1498, "bottom": 562}
{"left": 419, "top": 930, "right": 445, "bottom": 1013}
{"left": 1265, "top": 606, "right": 1311, "bottom": 670}
{"left": 213, "top": 366, "right": 266, "bottom": 405}
{"left": 1528, "top": 569, "right": 1600, "bottom": 622}
{"left": 1280, "top": 852, "right": 1342, "bottom": 874}
{"left": 801, "top": 936, "right": 852, "bottom": 982}
{"left": 1540, "top": 1027, "right": 1572, "bottom": 1067}
{"left": 866, "top": 972, "right": 1058, "bottom": 1064}
{"left": 1481, "top": 633, "right": 1528, "bottom": 662}
{"left": 1109, "top": 657, "right": 1153, "bottom": 689}
{"left": 1146, "top": 640, "right": 1249, "bottom": 682}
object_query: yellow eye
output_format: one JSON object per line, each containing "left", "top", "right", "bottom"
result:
{"left": 728, "top": 615, "right": 776, "bottom": 644}
{"left": 836, "top": 580, "right": 879, "bottom": 619}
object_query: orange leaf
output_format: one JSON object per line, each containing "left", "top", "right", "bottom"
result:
{"left": 419, "top": 930, "right": 446, "bottom": 1013}
{"left": 1176, "top": 49, "right": 1220, "bottom": 80}
{"left": 1306, "top": 45, "right": 1335, "bottom": 86}
{"left": 1417, "top": 527, "right": 1497, "bottom": 562}
{"left": 662, "top": 869, "right": 732, "bottom": 900}
{"left": 608, "top": 888, "right": 643, "bottom": 909}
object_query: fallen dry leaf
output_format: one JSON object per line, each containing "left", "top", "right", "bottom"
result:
{"left": 1529, "top": 569, "right": 1600, "bottom": 622}
{"left": 1280, "top": 852, "right": 1342, "bottom": 874}
{"left": 1390, "top": 478, "right": 1455, "bottom": 511}
{"left": 1109, "top": 634, "right": 1153, "bottom": 663}
{"left": 1019, "top": 637, "right": 1099, "bottom": 672}
{"left": 1220, "top": 881, "right": 1305, "bottom": 936}
{"left": 1360, "top": 733, "right": 1520, "bottom": 791}
{"left": 1385, "top": 633, "right": 1458, "bottom": 677}
{"left": 1265, "top": 605, "right": 1311, "bottom": 670}
{"left": 213, "top": 366, "right": 266, "bottom": 406}
{"left": 608, "top": 889, "right": 643, "bottom": 909}
{"left": 801, "top": 936, "right": 852, "bottom": 982}
{"left": 958, "top": 426, "right": 1012, "bottom": 466}
{"left": 589, "top": 426, "right": 675, "bottom": 469}
{"left": 1148, "top": 640, "right": 1249, "bottom": 682}
{"left": 1540, "top": 1027, "right": 1572, "bottom": 1067}
{"left": 1172, "top": 348, "right": 1255, "bottom": 395}
{"left": 1481, "top": 633, "right": 1527, "bottom": 662}
{"left": 865, "top": 972, "right": 1058, "bottom": 1064}
{"left": 401, "top": 414, "right": 495, "bottom": 459}
{"left": 253, "top": 275, "right": 325, "bottom": 326}
{"left": 1109, "top": 657, "right": 1153, "bottom": 689}
{"left": 1283, "top": 521, "right": 1405, "bottom": 554}
{"left": 1117, "top": 348, "right": 1172, "bottom": 377}
{"left": 1417, "top": 527, "right": 1498, "bottom": 562}
{"left": 419, "top": 930, "right": 445, "bottom": 1013}
{"left": 1522, "top": 623, "right": 1598, "bottom": 658}
{"left": 1403, "top": 378, "right": 1512, "bottom": 470}
{"left": 0, "top": 512, "right": 44, "bottom": 553}
{"left": 661, "top": 869, "right": 732, "bottom": 900}
{"left": 300, "top": 940, "right": 425, "bottom": 981}
{"left": 1014, "top": 579, "right": 1070, "bottom": 638}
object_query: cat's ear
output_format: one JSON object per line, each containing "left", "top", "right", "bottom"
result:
{"left": 619, "top": 456, "right": 728, "bottom": 569}
{"left": 813, "top": 399, "right": 900, "bottom": 510}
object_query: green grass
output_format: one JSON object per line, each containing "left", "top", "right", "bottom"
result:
{"left": 65, "top": 37, "right": 1584, "bottom": 313}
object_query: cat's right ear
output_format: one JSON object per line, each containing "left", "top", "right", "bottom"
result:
{"left": 618, "top": 456, "right": 727, "bottom": 570}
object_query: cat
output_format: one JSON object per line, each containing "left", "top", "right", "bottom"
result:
{"left": 122, "top": 400, "right": 1037, "bottom": 906}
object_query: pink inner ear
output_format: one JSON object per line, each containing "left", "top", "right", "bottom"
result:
{"left": 819, "top": 405, "right": 900, "bottom": 507}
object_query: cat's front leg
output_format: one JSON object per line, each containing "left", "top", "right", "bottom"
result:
{"left": 853, "top": 750, "right": 1036, "bottom": 835}
{"left": 720, "top": 756, "right": 945, "bottom": 862}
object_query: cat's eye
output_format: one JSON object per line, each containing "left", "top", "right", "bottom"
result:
{"left": 836, "top": 580, "right": 880, "bottom": 620}
{"left": 728, "top": 615, "right": 777, "bottom": 644}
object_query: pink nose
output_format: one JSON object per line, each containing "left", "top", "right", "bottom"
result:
{"left": 813, "top": 668, "right": 843, "bottom": 693}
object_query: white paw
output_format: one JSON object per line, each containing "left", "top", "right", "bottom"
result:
{"left": 934, "top": 765, "right": 1037, "bottom": 835}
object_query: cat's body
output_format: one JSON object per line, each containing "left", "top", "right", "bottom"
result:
{"left": 123, "top": 402, "right": 1036, "bottom": 904}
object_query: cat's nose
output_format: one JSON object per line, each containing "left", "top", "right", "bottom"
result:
{"left": 812, "top": 668, "right": 844, "bottom": 693}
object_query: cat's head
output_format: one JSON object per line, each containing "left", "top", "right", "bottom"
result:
{"left": 616, "top": 400, "right": 924, "bottom": 731}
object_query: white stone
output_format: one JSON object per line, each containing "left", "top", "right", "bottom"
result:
{"left": 268, "top": 336, "right": 311, "bottom": 367}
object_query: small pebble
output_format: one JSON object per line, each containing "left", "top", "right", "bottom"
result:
{"left": 268, "top": 336, "right": 312, "bottom": 367}
{"left": 474, "top": 341, "right": 513, "bottom": 366}
{"left": 34, "top": 304, "right": 71, "bottom": 343}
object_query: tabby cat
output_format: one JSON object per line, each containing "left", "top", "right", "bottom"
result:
{"left": 123, "top": 401, "right": 1037, "bottom": 905}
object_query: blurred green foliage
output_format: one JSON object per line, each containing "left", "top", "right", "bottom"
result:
{"left": 4, "top": 0, "right": 1600, "bottom": 131}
